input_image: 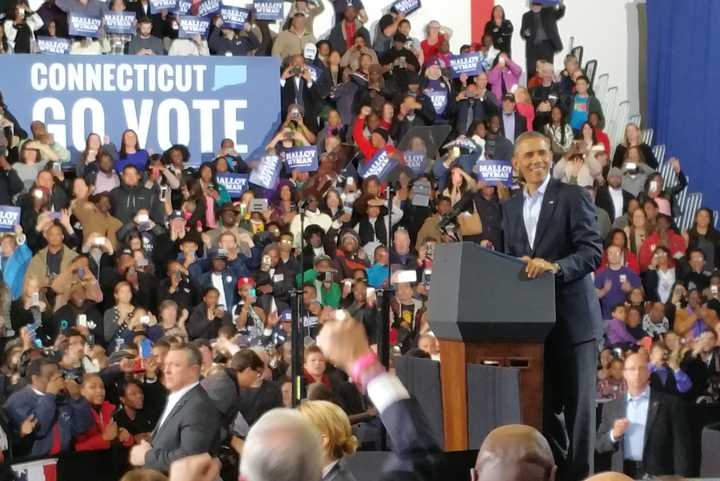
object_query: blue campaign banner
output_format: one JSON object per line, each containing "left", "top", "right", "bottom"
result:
{"left": 253, "top": 0, "right": 284, "bottom": 21}
{"left": 358, "top": 148, "right": 398, "bottom": 182}
{"left": 0, "top": 56, "right": 280, "bottom": 170}
{"left": 282, "top": 146, "right": 318, "bottom": 172}
{"left": 217, "top": 173, "right": 249, "bottom": 197}
{"left": 197, "top": 0, "right": 221, "bottom": 17}
{"left": 104, "top": 12, "right": 137, "bottom": 35}
{"left": 220, "top": 5, "right": 250, "bottom": 29}
{"left": 249, "top": 154, "right": 281, "bottom": 189}
{"left": 174, "top": 0, "right": 191, "bottom": 14}
{"left": 36, "top": 36, "right": 70, "bottom": 54}
{"left": 68, "top": 13, "right": 102, "bottom": 38}
{"left": 475, "top": 159, "right": 513, "bottom": 186}
{"left": 150, "top": 0, "right": 177, "bottom": 13}
{"left": 0, "top": 206, "right": 21, "bottom": 232}
{"left": 535, "top": 0, "right": 560, "bottom": 5}
{"left": 450, "top": 53, "right": 484, "bottom": 78}
{"left": 403, "top": 151, "right": 426, "bottom": 176}
{"left": 392, "top": 0, "right": 421, "bottom": 15}
{"left": 178, "top": 16, "right": 211, "bottom": 38}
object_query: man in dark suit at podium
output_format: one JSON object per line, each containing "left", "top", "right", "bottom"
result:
{"left": 501, "top": 131, "right": 603, "bottom": 481}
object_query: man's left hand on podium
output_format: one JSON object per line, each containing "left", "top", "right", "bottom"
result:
{"left": 521, "top": 256, "right": 559, "bottom": 279}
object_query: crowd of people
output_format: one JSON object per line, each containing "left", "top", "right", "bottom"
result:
{"left": 0, "top": 0, "right": 717, "bottom": 480}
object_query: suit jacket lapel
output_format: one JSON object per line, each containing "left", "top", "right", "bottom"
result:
{"left": 152, "top": 386, "right": 196, "bottom": 440}
{"left": 530, "top": 178, "right": 559, "bottom": 256}
{"left": 642, "top": 392, "right": 660, "bottom": 457}
{"left": 509, "top": 193, "right": 531, "bottom": 254}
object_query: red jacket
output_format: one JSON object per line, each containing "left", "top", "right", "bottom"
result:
{"left": 352, "top": 116, "right": 396, "bottom": 164}
{"left": 638, "top": 231, "right": 687, "bottom": 272}
{"left": 75, "top": 401, "right": 133, "bottom": 452}
{"left": 595, "top": 128, "right": 611, "bottom": 155}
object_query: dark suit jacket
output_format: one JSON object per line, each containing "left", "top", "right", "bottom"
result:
{"left": 281, "top": 76, "right": 321, "bottom": 133}
{"left": 499, "top": 112, "right": 528, "bottom": 142}
{"left": 378, "top": 398, "right": 443, "bottom": 481}
{"left": 449, "top": 97, "right": 498, "bottom": 135}
{"left": 324, "top": 460, "right": 358, "bottom": 481}
{"left": 596, "top": 186, "right": 635, "bottom": 221}
{"left": 520, "top": 4, "right": 566, "bottom": 52}
{"left": 145, "top": 384, "right": 221, "bottom": 473}
{"left": 501, "top": 178, "right": 603, "bottom": 345}
{"left": 596, "top": 389, "right": 692, "bottom": 476}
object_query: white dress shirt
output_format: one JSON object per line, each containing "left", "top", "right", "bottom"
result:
{"left": 211, "top": 272, "right": 227, "bottom": 308}
{"left": 156, "top": 382, "right": 200, "bottom": 430}
{"left": 522, "top": 174, "right": 551, "bottom": 249}
{"left": 609, "top": 187, "right": 624, "bottom": 220}
{"left": 624, "top": 387, "right": 650, "bottom": 461}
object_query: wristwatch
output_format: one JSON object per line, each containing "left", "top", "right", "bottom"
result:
{"left": 551, "top": 262, "right": 562, "bottom": 276}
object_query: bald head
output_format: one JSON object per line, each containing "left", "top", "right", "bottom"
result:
{"left": 473, "top": 425, "right": 556, "bottom": 481}
{"left": 584, "top": 473, "right": 634, "bottom": 481}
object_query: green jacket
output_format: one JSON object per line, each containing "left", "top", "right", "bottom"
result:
{"left": 296, "top": 269, "right": 341, "bottom": 308}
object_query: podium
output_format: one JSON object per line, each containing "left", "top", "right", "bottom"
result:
{"left": 429, "top": 242, "right": 556, "bottom": 451}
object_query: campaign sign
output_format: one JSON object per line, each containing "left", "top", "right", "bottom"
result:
{"left": 68, "top": 13, "right": 102, "bottom": 38}
{"left": 253, "top": 0, "right": 284, "bottom": 21}
{"left": 174, "top": 0, "right": 191, "bottom": 14}
{"left": 450, "top": 53, "right": 483, "bottom": 78}
{"left": 426, "top": 89, "right": 448, "bottom": 115}
{"left": 197, "top": 0, "right": 221, "bottom": 17}
{"left": 0, "top": 56, "right": 281, "bottom": 169}
{"left": 178, "top": 16, "right": 211, "bottom": 38}
{"left": 150, "top": 0, "right": 177, "bottom": 13}
{"left": 217, "top": 173, "right": 249, "bottom": 197}
{"left": 475, "top": 159, "right": 513, "bottom": 186}
{"left": 535, "top": 0, "right": 560, "bottom": 5}
{"left": 36, "top": 36, "right": 70, "bottom": 54}
{"left": 358, "top": 149, "right": 398, "bottom": 182}
{"left": 283, "top": 146, "right": 318, "bottom": 172}
{"left": 0, "top": 206, "right": 20, "bottom": 232}
{"left": 392, "top": 0, "right": 421, "bottom": 15}
{"left": 104, "top": 12, "right": 137, "bottom": 35}
{"left": 403, "top": 151, "right": 426, "bottom": 176}
{"left": 220, "top": 5, "right": 251, "bottom": 29}
{"left": 249, "top": 154, "right": 281, "bottom": 189}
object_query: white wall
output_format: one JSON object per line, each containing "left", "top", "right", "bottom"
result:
{"left": 299, "top": 0, "right": 639, "bottom": 116}
{"left": 308, "top": 0, "right": 474, "bottom": 53}
{"left": 502, "top": 0, "right": 639, "bottom": 113}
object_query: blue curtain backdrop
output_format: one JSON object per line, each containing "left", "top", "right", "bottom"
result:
{"left": 647, "top": 0, "right": 720, "bottom": 211}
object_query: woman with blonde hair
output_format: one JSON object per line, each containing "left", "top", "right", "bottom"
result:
{"left": 513, "top": 87, "right": 535, "bottom": 132}
{"left": 298, "top": 400, "right": 359, "bottom": 481}
{"left": 612, "top": 122, "right": 658, "bottom": 169}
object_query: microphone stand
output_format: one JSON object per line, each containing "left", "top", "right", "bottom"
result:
{"left": 374, "top": 183, "right": 396, "bottom": 451}
{"left": 291, "top": 201, "right": 306, "bottom": 407}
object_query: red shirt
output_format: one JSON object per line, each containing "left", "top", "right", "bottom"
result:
{"left": 421, "top": 34, "right": 446, "bottom": 65}
{"left": 343, "top": 20, "right": 357, "bottom": 51}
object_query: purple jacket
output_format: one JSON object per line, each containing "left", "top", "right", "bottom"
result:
{"left": 488, "top": 58, "right": 523, "bottom": 102}
{"left": 605, "top": 317, "right": 637, "bottom": 347}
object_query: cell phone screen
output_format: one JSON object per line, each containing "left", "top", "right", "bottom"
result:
{"left": 140, "top": 338, "right": 153, "bottom": 358}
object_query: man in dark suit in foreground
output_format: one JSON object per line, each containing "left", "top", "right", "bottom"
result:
{"left": 596, "top": 353, "right": 692, "bottom": 478}
{"left": 129, "top": 345, "right": 220, "bottom": 473}
{"left": 501, "top": 131, "right": 603, "bottom": 481}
